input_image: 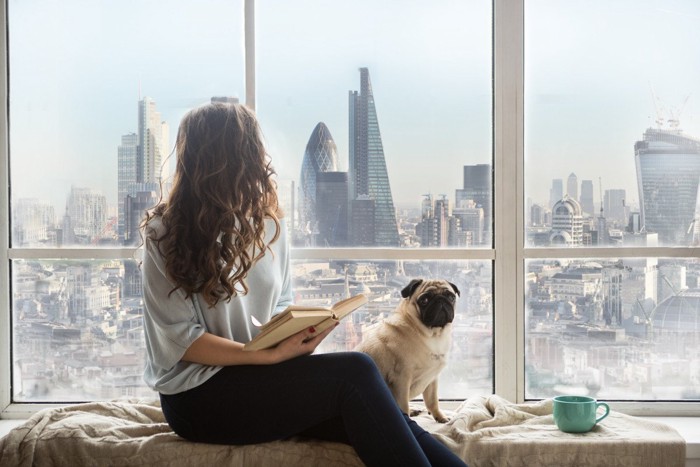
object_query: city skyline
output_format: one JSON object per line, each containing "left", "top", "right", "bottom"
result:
{"left": 12, "top": 111, "right": 700, "bottom": 248}
{"left": 8, "top": 0, "right": 700, "bottom": 228}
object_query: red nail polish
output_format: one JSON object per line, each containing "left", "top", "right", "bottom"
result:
{"left": 309, "top": 326, "right": 316, "bottom": 333}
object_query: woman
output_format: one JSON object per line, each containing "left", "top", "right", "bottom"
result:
{"left": 140, "top": 102, "right": 466, "bottom": 466}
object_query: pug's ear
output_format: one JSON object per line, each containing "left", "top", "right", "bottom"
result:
{"left": 448, "top": 281, "right": 460, "bottom": 296}
{"left": 401, "top": 279, "right": 424, "bottom": 298}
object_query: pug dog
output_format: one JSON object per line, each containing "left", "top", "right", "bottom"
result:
{"left": 355, "top": 278, "right": 459, "bottom": 423}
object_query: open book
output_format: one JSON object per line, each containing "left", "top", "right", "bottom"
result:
{"left": 243, "top": 294, "right": 368, "bottom": 351}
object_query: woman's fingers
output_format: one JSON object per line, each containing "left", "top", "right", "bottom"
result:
{"left": 298, "top": 323, "right": 336, "bottom": 346}
{"left": 274, "top": 322, "right": 340, "bottom": 362}
{"left": 304, "top": 322, "right": 337, "bottom": 345}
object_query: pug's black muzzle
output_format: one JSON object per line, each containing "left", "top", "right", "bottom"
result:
{"left": 418, "top": 295, "right": 455, "bottom": 328}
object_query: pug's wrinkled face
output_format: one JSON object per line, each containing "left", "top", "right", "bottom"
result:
{"left": 401, "top": 279, "right": 460, "bottom": 328}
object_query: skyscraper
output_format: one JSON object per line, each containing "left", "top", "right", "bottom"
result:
{"left": 315, "top": 172, "right": 348, "bottom": 247}
{"left": 122, "top": 183, "right": 159, "bottom": 245}
{"left": 434, "top": 196, "right": 450, "bottom": 246}
{"left": 416, "top": 195, "right": 451, "bottom": 247}
{"left": 138, "top": 97, "right": 169, "bottom": 185}
{"left": 455, "top": 164, "right": 491, "bottom": 245}
{"left": 124, "top": 189, "right": 158, "bottom": 246}
{"left": 66, "top": 186, "right": 108, "bottom": 243}
{"left": 634, "top": 128, "right": 700, "bottom": 245}
{"left": 580, "top": 179, "right": 594, "bottom": 215}
{"left": 299, "top": 122, "right": 340, "bottom": 245}
{"left": 350, "top": 195, "right": 375, "bottom": 246}
{"left": 447, "top": 199, "right": 482, "bottom": 246}
{"left": 348, "top": 68, "right": 399, "bottom": 247}
{"left": 118, "top": 97, "right": 169, "bottom": 244}
{"left": 549, "top": 179, "right": 563, "bottom": 210}
{"left": 529, "top": 203, "right": 545, "bottom": 226}
{"left": 117, "top": 133, "right": 138, "bottom": 239}
{"left": 604, "top": 189, "right": 627, "bottom": 225}
{"left": 597, "top": 209, "right": 609, "bottom": 245}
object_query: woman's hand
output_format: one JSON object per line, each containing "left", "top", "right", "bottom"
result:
{"left": 270, "top": 323, "right": 338, "bottom": 363}
{"left": 180, "top": 323, "right": 338, "bottom": 367}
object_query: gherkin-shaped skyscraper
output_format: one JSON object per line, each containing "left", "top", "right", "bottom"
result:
{"left": 299, "top": 122, "right": 339, "bottom": 235}
{"left": 348, "top": 68, "right": 399, "bottom": 246}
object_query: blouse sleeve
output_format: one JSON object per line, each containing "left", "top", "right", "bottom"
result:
{"left": 273, "top": 219, "right": 293, "bottom": 315}
{"left": 141, "top": 236, "right": 206, "bottom": 372}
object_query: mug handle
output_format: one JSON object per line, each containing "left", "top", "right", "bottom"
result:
{"left": 596, "top": 402, "right": 610, "bottom": 423}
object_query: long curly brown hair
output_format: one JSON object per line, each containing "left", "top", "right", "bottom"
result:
{"left": 142, "top": 102, "right": 281, "bottom": 307}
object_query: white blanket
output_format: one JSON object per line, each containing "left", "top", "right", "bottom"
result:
{"left": 0, "top": 395, "right": 685, "bottom": 466}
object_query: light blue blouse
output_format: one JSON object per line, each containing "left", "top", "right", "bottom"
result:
{"left": 141, "top": 217, "right": 292, "bottom": 395}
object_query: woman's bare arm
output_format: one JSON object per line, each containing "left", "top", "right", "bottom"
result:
{"left": 181, "top": 324, "right": 337, "bottom": 366}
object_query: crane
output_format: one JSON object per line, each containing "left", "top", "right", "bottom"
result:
{"left": 649, "top": 84, "right": 692, "bottom": 130}
{"left": 667, "top": 94, "right": 691, "bottom": 130}
{"left": 649, "top": 84, "right": 666, "bottom": 128}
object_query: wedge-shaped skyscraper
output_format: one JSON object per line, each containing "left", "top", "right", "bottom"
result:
{"left": 348, "top": 68, "right": 399, "bottom": 246}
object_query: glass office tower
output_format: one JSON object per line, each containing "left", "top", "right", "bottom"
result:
{"left": 634, "top": 128, "right": 700, "bottom": 245}
{"left": 298, "top": 122, "right": 340, "bottom": 245}
{"left": 349, "top": 68, "right": 399, "bottom": 247}
{"left": 455, "top": 164, "right": 492, "bottom": 246}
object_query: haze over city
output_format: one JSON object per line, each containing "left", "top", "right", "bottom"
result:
{"left": 9, "top": 0, "right": 699, "bottom": 215}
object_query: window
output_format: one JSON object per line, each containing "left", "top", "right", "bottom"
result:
{"left": 9, "top": 0, "right": 245, "bottom": 248}
{"left": 524, "top": 0, "right": 700, "bottom": 403}
{"left": 5, "top": 0, "right": 246, "bottom": 403}
{"left": 2, "top": 0, "right": 699, "bottom": 416}
{"left": 256, "top": 0, "right": 493, "bottom": 399}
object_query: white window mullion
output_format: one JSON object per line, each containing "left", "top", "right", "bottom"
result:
{"left": 0, "top": 0, "right": 11, "bottom": 413}
{"left": 244, "top": 0, "right": 255, "bottom": 110}
{"left": 493, "top": 0, "right": 524, "bottom": 402}
{"left": 290, "top": 248, "right": 496, "bottom": 261}
{"left": 7, "top": 248, "right": 139, "bottom": 260}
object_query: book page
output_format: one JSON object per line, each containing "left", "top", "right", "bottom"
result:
{"left": 244, "top": 294, "right": 368, "bottom": 351}
{"left": 330, "top": 294, "right": 369, "bottom": 320}
{"left": 244, "top": 311, "right": 332, "bottom": 351}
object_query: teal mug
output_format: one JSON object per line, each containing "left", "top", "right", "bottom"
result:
{"left": 552, "top": 395, "right": 610, "bottom": 433}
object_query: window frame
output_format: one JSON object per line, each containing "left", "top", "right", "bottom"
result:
{"left": 1, "top": 0, "right": 10, "bottom": 416}
{"left": 1, "top": 0, "right": 698, "bottom": 418}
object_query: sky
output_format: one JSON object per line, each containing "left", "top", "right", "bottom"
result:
{"left": 8, "top": 0, "right": 700, "bottom": 215}
{"left": 525, "top": 0, "right": 700, "bottom": 209}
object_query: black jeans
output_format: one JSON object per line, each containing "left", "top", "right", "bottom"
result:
{"left": 160, "top": 352, "right": 466, "bottom": 467}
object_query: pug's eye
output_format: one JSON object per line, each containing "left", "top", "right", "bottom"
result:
{"left": 418, "top": 296, "right": 430, "bottom": 306}
{"left": 447, "top": 294, "right": 456, "bottom": 303}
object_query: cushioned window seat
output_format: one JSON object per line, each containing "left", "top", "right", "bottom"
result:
{"left": 0, "top": 395, "right": 686, "bottom": 467}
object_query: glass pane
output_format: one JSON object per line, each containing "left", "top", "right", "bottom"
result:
{"left": 525, "top": 0, "right": 700, "bottom": 248}
{"left": 258, "top": 0, "right": 493, "bottom": 248}
{"left": 13, "top": 259, "right": 153, "bottom": 401}
{"left": 9, "top": 0, "right": 245, "bottom": 248}
{"left": 295, "top": 259, "right": 494, "bottom": 397}
{"left": 13, "top": 257, "right": 492, "bottom": 402}
{"left": 525, "top": 258, "right": 700, "bottom": 401}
